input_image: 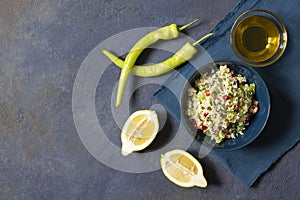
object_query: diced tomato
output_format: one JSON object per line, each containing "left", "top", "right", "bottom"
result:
{"left": 203, "top": 112, "right": 208, "bottom": 117}
{"left": 225, "top": 133, "right": 229, "bottom": 139}
{"left": 205, "top": 90, "right": 210, "bottom": 96}
{"left": 222, "top": 95, "right": 232, "bottom": 100}
{"left": 245, "top": 119, "right": 250, "bottom": 126}
{"left": 201, "top": 124, "right": 207, "bottom": 131}
{"left": 253, "top": 104, "right": 258, "bottom": 113}
{"left": 250, "top": 104, "right": 259, "bottom": 114}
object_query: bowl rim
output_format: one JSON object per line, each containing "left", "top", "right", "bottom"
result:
{"left": 180, "top": 61, "right": 271, "bottom": 151}
{"left": 230, "top": 9, "right": 288, "bottom": 67}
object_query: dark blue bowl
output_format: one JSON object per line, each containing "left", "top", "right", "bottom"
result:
{"left": 181, "top": 61, "right": 270, "bottom": 151}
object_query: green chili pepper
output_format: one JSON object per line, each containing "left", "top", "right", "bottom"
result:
{"left": 115, "top": 19, "right": 200, "bottom": 108}
{"left": 101, "top": 33, "right": 213, "bottom": 77}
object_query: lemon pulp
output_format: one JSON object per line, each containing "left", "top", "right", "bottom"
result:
{"left": 160, "top": 149, "right": 207, "bottom": 188}
{"left": 121, "top": 110, "right": 159, "bottom": 156}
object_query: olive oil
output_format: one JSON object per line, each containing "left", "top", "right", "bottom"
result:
{"left": 233, "top": 15, "right": 280, "bottom": 63}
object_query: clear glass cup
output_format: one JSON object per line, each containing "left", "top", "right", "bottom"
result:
{"left": 230, "top": 9, "right": 288, "bottom": 67}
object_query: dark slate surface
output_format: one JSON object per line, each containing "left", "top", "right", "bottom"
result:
{"left": 0, "top": 0, "right": 299, "bottom": 199}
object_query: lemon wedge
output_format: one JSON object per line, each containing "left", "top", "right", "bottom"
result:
{"left": 120, "top": 110, "right": 159, "bottom": 156}
{"left": 160, "top": 149, "right": 207, "bottom": 188}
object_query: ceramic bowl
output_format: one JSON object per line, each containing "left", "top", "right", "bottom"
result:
{"left": 181, "top": 61, "right": 270, "bottom": 150}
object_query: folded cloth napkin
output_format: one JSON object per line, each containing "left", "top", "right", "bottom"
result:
{"left": 154, "top": 0, "right": 300, "bottom": 187}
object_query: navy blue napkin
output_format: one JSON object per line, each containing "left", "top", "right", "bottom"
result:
{"left": 154, "top": 0, "right": 300, "bottom": 187}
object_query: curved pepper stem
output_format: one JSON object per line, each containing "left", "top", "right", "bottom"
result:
{"left": 178, "top": 18, "right": 200, "bottom": 31}
{"left": 193, "top": 33, "right": 214, "bottom": 46}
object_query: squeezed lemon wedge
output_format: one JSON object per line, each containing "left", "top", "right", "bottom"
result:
{"left": 120, "top": 110, "right": 159, "bottom": 156}
{"left": 160, "top": 149, "right": 207, "bottom": 188}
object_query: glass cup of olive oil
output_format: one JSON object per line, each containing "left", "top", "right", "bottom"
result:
{"left": 230, "top": 9, "right": 287, "bottom": 67}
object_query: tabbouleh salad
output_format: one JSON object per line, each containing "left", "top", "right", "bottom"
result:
{"left": 186, "top": 64, "right": 259, "bottom": 143}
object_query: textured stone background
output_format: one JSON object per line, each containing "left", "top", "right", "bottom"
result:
{"left": 0, "top": 0, "right": 299, "bottom": 199}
